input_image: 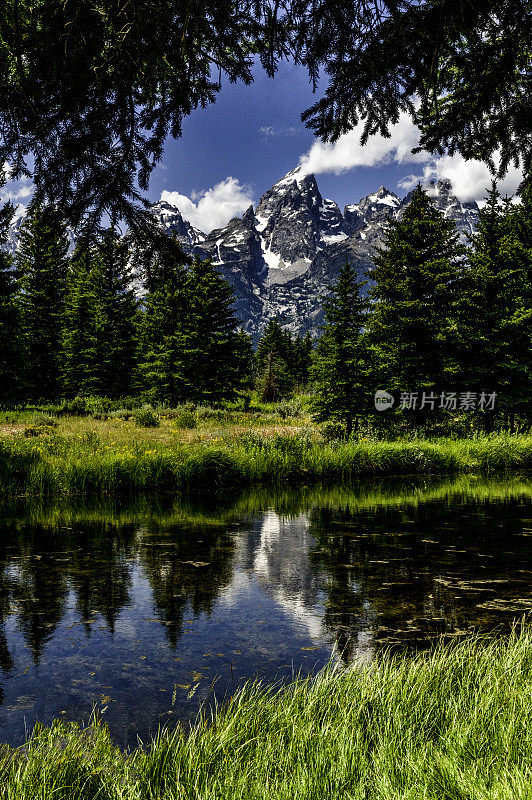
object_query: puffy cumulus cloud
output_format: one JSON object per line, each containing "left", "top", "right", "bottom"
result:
{"left": 298, "top": 111, "right": 524, "bottom": 204}
{"left": 398, "top": 154, "right": 523, "bottom": 204}
{"left": 161, "top": 177, "right": 254, "bottom": 233}
{"left": 298, "top": 112, "right": 427, "bottom": 176}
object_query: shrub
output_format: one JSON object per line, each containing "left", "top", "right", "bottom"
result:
{"left": 134, "top": 407, "right": 160, "bottom": 428}
{"left": 320, "top": 420, "right": 347, "bottom": 441}
{"left": 107, "top": 409, "right": 133, "bottom": 421}
{"left": 31, "top": 413, "right": 58, "bottom": 428}
{"left": 173, "top": 409, "right": 198, "bottom": 429}
{"left": 60, "top": 395, "right": 90, "bottom": 415}
{"left": 276, "top": 398, "right": 304, "bottom": 419}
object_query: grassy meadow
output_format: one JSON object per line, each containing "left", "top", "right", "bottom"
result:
{"left": 1, "top": 402, "right": 532, "bottom": 497}
{"left": 2, "top": 625, "right": 532, "bottom": 799}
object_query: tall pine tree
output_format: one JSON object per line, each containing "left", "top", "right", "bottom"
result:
{"left": 137, "top": 237, "right": 190, "bottom": 404}
{"left": 185, "top": 258, "right": 253, "bottom": 404}
{"left": 0, "top": 202, "right": 22, "bottom": 404}
{"left": 94, "top": 229, "right": 138, "bottom": 398}
{"left": 61, "top": 245, "right": 101, "bottom": 397}
{"left": 456, "top": 185, "right": 532, "bottom": 425}
{"left": 17, "top": 204, "right": 69, "bottom": 401}
{"left": 310, "top": 260, "right": 370, "bottom": 436}
{"left": 369, "top": 185, "right": 463, "bottom": 395}
{"left": 255, "top": 317, "right": 295, "bottom": 401}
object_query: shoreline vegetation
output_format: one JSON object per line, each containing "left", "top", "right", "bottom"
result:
{"left": 2, "top": 406, "right": 532, "bottom": 497}
{"left": 2, "top": 626, "right": 532, "bottom": 799}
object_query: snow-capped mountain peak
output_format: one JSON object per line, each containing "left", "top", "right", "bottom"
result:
{"left": 3, "top": 169, "right": 481, "bottom": 340}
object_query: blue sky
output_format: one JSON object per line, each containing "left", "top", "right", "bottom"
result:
{"left": 149, "top": 60, "right": 523, "bottom": 234}
{"left": 149, "top": 61, "right": 411, "bottom": 210}
{"left": 1, "top": 61, "right": 523, "bottom": 233}
{"left": 149, "top": 61, "right": 429, "bottom": 232}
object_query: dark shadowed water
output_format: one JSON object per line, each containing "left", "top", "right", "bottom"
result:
{"left": 1, "top": 476, "right": 532, "bottom": 748}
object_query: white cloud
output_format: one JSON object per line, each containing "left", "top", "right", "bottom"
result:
{"left": 298, "top": 111, "right": 523, "bottom": 204}
{"left": 161, "top": 177, "right": 253, "bottom": 233}
{"left": 0, "top": 177, "right": 34, "bottom": 204}
{"left": 398, "top": 154, "right": 523, "bottom": 204}
{"left": 299, "top": 112, "right": 427, "bottom": 176}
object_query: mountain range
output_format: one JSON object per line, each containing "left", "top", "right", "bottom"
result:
{"left": 5, "top": 167, "right": 480, "bottom": 340}
{"left": 151, "top": 167, "right": 480, "bottom": 339}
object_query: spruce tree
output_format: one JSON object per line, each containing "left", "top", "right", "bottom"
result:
{"left": 255, "top": 317, "right": 295, "bottom": 401}
{"left": 61, "top": 246, "right": 100, "bottom": 397}
{"left": 310, "top": 260, "right": 369, "bottom": 436}
{"left": 293, "top": 332, "right": 313, "bottom": 387}
{"left": 94, "top": 229, "right": 138, "bottom": 398}
{"left": 0, "top": 202, "right": 22, "bottom": 404}
{"left": 369, "top": 185, "right": 463, "bottom": 395}
{"left": 137, "top": 237, "right": 190, "bottom": 405}
{"left": 456, "top": 185, "right": 532, "bottom": 425}
{"left": 185, "top": 258, "right": 253, "bottom": 404}
{"left": 16, "top": 204, "right": 69, "bottom": 401}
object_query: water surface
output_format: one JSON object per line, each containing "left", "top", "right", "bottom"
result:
{"left": 0, "top": 476, "right": 531, "bottom": 747}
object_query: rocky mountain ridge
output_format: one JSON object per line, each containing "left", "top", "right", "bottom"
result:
{"left": 4, "top": 168, "right": 480, "bottom": 340}
{"left": 150, "top": 167, "right": 480, "bottom": 339}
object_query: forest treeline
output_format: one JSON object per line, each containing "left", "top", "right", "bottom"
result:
{"left": 1, "top": 184, "right": 532, "bottom": 430}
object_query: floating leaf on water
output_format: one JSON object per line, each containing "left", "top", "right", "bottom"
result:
{"left": 177, "top": 684, "right": 191, "bottom": 690}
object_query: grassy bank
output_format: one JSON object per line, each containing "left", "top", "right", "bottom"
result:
{"left": 2, "top": 414, "right": 532, "bottom": 496}
{"left": 0, "top": 423, "right": 532, "bottom": 495}
{"left": 2, "top": 626, "right": 532, "bottom": 799}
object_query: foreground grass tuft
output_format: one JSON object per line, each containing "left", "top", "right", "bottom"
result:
{"left": 2, "top": 626, "right": 532, "bottom": 798}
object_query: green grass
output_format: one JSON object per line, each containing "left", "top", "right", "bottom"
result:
{"left": 3, "top": 426, "right": 532, "bottom": 496}
{"left": 2, "top": 625, "right": 532, "bottom": 799}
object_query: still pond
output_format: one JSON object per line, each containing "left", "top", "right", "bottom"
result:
{"left": 0, "top": 476, "right": 531, "bottom": 748}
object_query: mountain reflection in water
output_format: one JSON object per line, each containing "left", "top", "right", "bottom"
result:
{"left": 0, "top": 476, "right": 531, "bottom": 747}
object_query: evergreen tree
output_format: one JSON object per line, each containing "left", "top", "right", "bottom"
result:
{"left": 368, "top": 185, "right": 463, "bottom": 395}
{"left": 137, "top": 237, "right": 190, "bottom": 404}
{"left": 0, "top": 202, "right": 22, "bottom": 404}
{"left": 62, "top": 231, "right": 138, "bottom": 398}
{"left": 293, "top": 332, "right": 313, "bottom": 387}
{"left": 16, "top": 204, "right": 69, "bottom": 401}
{"left": 255, "top": 317, "right": 295, "bottom": 401}
{"left": 139, "top": 248, "right": 252, "bottom": 405}
{"left": 310, "top": 260, "right": 370, "bottom": 436}
{"left": 456, "top": 185, "right": 532, "bottom": 425}
{"left": 61, "top": 246, "right": 100, "bottom": 397}
{"left": 94, "top": 229, "right": 139, "bottom": 398}
{"left": 186, "top": 258, "right": 253, "bottom": 403}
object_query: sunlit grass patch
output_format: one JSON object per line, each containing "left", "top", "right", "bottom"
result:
{"left": 3, "top": 626, "right": 532, "bottom": 799}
